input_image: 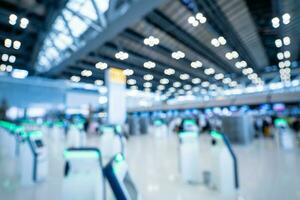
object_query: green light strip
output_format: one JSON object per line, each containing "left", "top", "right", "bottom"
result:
{"left": 179, "top": 131, "right": 198, "bottom": 137}
{"left": 114, "top": 153, "right": 124, "bottom": 163}
{"left": 210, "top": 131, "right": 223, "bottom": 140}
{"left": 274, "top": 118, "right": 288, "bottom": 127}
{"left": 183, "top": 119, "right": 196, "bottom": 125}
{"left": 64, "top": 150, "right": 100, "bottom": 159}
{"left": 101, "top": 126, "right": 114, "bottom": 132}
{"left": 154, "top": 120, "right": 163, "bottom": 125}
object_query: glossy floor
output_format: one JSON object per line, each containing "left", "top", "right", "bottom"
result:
{"left": 0, "top": 132, "right": 300, "bottom": 200}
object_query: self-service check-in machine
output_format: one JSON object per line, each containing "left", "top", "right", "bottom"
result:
{"left": 209, "top": 131, "right": 239, "bottom": 197}
{"left": 20, "top": 130, "right": 48, "bottom": 186}
{"left": 104, "top": 153, "right": 140, "bottom": 200}
{"left": 51, "top": 121, "right": 65, "bottom": 141}
{"left": 0, "top": 121, "right": 23, "bottom": 158}
{"left": 178, "top": 119, "right": 201, "bottom": 183}
{"left": 100, "top": 125, "right": 126, "bottom": 161}
{"left": 274, "top": 118, "right": 297, "bottom": 149}
{"left": 67, "top": 124, "right": 86, "bottom": 148}
{"left": 152, "top": 119, "right": 168, "bottom": 138}
{"left": 62, "top": 148, "right": 104, "bottom": 200}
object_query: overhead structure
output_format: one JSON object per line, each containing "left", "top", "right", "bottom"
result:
{"left": 1, "top": 0, "right": 300, "bottom": 101}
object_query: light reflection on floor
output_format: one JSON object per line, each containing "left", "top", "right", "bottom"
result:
{"left": 0, "top": 132, "right": 300, "bottom": 200}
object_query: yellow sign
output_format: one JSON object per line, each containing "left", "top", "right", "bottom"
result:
{"left": 109, "top": 68, "right": 126, "bottom": 84}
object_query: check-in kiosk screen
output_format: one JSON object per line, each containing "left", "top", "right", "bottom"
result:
{"left": 34, "top": 139, "right": 44, "bottom": 148}
{"left": 124, "top": 173, "right": 138, "bottom": 200}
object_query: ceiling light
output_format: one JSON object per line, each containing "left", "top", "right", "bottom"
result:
{"left": 225, "top": 52, "right": 233, "bottom": 60}
{"left": 0, "top": 64, "right": 6, "bottom": 71}
{"left": 188, "top": 16, "right": 196, "bottom": 24}
{"left": 191, "top": 60, "right": 202, "bottom": 68}
{"left": 223, "top": 77, "right": 231, "bottom": 84}
{"left": 180, "top": 73, "right": 190, "bottom": 80}
{"left": 160, "top": 78, "right": 169, "bottom": 84}
{"left": 209, "top": 84, "right": 217, "bottom": 90}
{"left": 143, "top": 61, "right": 156, "bottom": 69}
{"left": 229, "top": 81, "right": 238, "bottom": 87}
{"left": 144, "top": 74, "right": 154, "bottom": 81}
{"left": 9, "top": 55, "right": 16, "bottom": 63}
{"left": 278, "top": 61, "right": 285, "bottom": 68}
{"left": 271, "top": 17, "right": 280, "bottom": 28}
{"left": 284, "top": 60, "right": 291, "bottom": 67}
{"left": 98, "top": 86, "right": 107, "bottom": 94}
{"left": 70, "top": 75, "right": 80, "bottom": 82}
{"left": 4, "top": 38, "right": 12, "bottom": 48}
{"left": 283, "top": 36, "right": 290, "bottom": 45}
{"left": 178, "top": 89, "right": 185, "bottom": 95}
{"left": 191, "top": 20, "right": 199, "bottom": 27}
{"left": 192, "top": 78, "right": 201, "bottom": 84}
{"left": 9, "top": 14, "right": 17, "bottom": 25}
{"left": 248, "top": 73, "right": 258, "bottom": 80}
{"left": 275, "top": 39, "right": 282, "bottom": 48}
{"left": 144, "top": 36, "right": 160, "bottom": 47}
{"left": 127, "top": 79, "right": 136, "bottom": 85}
{"left": 11, "top": 69, "right": 28, "bottom": 79}
{"left": 164, "top": 68, "right": 175, "bottom": 75}
{"left": 211, "top": 38, "right": 220, "bottom": 47}
{"left": 214, "top": 73, "right": 224, "bottom": 80}
{"left": 282, "top": 13, "right": 291, "bottom": 25}
{"left": 171, "top": 51, "right": 185, "bottom": 60}
{"left": 157, "top": 85, "right": 165, "bottom": 90}
{"left": 204, "top": 68, "right": 215, "bottom": 75}
{"left": 277, "top": 52, "right": 284, "bottom": 60}
{"left": 6, "top": 65, "right": 13, "bottom": 72}
{"left": 240, "top": 60, "right": 247, "bottom": 68}
{"left": 183, "top": 84, "right": 192, "bottom": 90}
{"left": 242, "top": 68, "right": 253, "bottom": 75}
{"left": 130, "top": 85, "right": 138, "bottom": 90}
{"left": 98, "top": 96, "right": 108, "bottom": 104}
{"left": 195, "top": 12, "right": 207, "bottom": 24}
{"left": 169, "top": 87, "right": 176, "bottom": 92}
{"left": 201, "top": 81, "right": 210, "bottom": 87}
{"left": 13, "top": 40, "right": 21, "bottom": 50}
{"left": 94, "top": 80, "right": 103, "bottom": 86}
{"left": 123, "top": 69, "right": 134, "bottom": 76}
{"left": 115, "top": 51, "right": 129, "bottom": 60}
{"left": 232, "top": 51, "right": 239, "bottom": 59}
{"left": 2, "top": 54, "right": 9, "bottom": 62}
{"left": 218, "top": 36, "right": 226, "bottom": 45}
{"left": 193, "top": 87, "right": 200, "bottom": 92}
{"left": 95, "top": 62, "right": 108, "bottom": 70}
{"left": 20, "top": 17, "right": 29, "bottom": 29}
{"left": 284, "top": 51, "right": 291, "bottom": 59}
{"left": 81, "top": 70, "right": 92, "bottom": 77}
{"left": 173, "top": 81, "right": 181, "bottom": 88}
{"left": 143, "top": 82, "right": 152, "bottom": 88}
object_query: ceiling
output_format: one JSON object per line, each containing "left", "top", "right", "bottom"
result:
{"left": 0, "top": 0, "right": 67, "bottom": 74}
{"left": 0, "top": 0, "right": 299, "bottom": 97}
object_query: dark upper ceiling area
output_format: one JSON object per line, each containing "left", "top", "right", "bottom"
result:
{"left": 0, "top": 0, "right": 299, "bottom": 94}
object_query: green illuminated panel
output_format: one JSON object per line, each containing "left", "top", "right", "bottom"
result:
{"left": 64, "top": 150, "right": 100, "bottom": 159}
{"left": 53, "top": 121, "right": 64, "bottom": 127}
{"left": 101, "top": 126, "right": 114, "bottom": 133}
{"left": 115, "top": 125, "right": 122, "bottom": 133}
{"left": 114, "top": 153, "right": 124, "bottom": 163}
{"left": 274, "top": 118, "right": 288, "bottom": 127}
{"left": 183, "top": 119, "right": 196, "bottom": 125}
{"left": 113, "top": 154, "right": 125, "bottom": 173}
{"left": 210, "top": 131, "right": 223, "bottom": 140}
{"left": 154, "top": 120, "right": 163, "bottom": 126}
{"left": 179, "top": 131, "right": 198, "bottom": 137}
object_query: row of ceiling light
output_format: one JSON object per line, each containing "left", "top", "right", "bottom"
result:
{"left": 272, "top": 13, "right": 292, "bottom": 82}
{"left": 1, "top": 14, "right": 29, "bottom": 77}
